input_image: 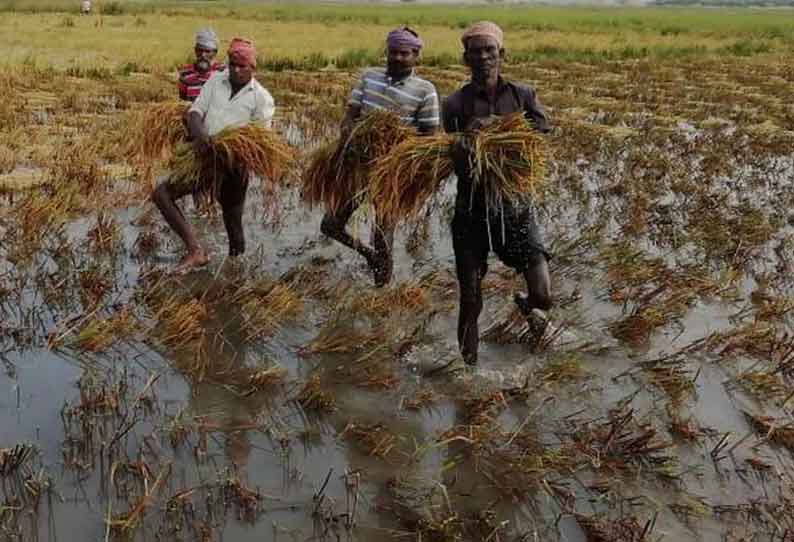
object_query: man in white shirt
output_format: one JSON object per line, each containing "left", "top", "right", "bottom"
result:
{"left": 152, "top": 38, "right": 275, "bottom": 274}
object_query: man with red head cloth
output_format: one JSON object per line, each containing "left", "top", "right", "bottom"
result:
{"left": 442, "top": 22, "right": 552, "bottom": 365}
{"left": 153, "top": 38, "right": 275, "bottom": 274}
{"left": 320, "top": 27, "right": 440, "bottom": 287}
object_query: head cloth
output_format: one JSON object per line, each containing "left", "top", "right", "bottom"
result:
{"left": 195, "top": 28, "right": 218, "bottom": 50}
{"left": 461, "top": 21, "right": 504, "bottom": 49}
{"left": 228, "top": 37, "right": 256, "bottom": 68}
{"left": 386, "top": 27, "right": 423, "bottom": 51}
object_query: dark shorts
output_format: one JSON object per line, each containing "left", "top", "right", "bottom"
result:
{"left": 452, "top": 201, "right": 549, "bottom": 272}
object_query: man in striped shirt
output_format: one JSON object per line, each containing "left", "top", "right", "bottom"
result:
{"left": 177, "top": 28, "right": 225, "bottom": 103}
{"left": 321, "top": 27, "right": 440, "bottom": 287}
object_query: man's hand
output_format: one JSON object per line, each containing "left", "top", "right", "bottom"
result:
{"left": 186, "top": 110, "right": 210, "bottom": 154}
{"left": 466, "top": 115, "right": 500, "bottom": 132}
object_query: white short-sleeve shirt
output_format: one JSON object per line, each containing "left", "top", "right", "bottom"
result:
{"left": 189, "top": 70, "right": 275, "bottom": 136}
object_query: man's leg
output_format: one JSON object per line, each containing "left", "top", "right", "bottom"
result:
{"left": 371, "top": 217, "right": 395, "bottom": 287}
{"left": 219, "top": 173, "right": 249, "bottom": 257}
{"left": 152, "top": 178, "right": 208, "bottom": 271}
{"left": 522, "top": 252, "right": 551, "bottom": 311}
{"left": 453, "top": 217, "right": 489, "bottom": 365}
{"left": 320, "top": 201, "right": 377, "bottom": 267}
{"left": 516, "top": 252, "right": 552, "bottom": 313}
{"left": 456, "top": 249, "right": 487, "bottom": 365}
{"left": 515, "top": 252, "right": 553, "bottom": 340}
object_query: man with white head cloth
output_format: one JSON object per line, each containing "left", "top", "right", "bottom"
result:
{"left": 443, "top": 21, "right": 553, "bottom": 366}
{"left": 178, "top": 28, "right": 225, "bottom": 102}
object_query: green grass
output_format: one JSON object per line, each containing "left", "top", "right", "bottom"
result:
{"left": 1, "top": 2, "right": 792, "bottom": 73}
{"left": 3, "top": 0, "right": 793, "bottom": 40}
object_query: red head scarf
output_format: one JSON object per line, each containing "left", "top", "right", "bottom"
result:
{"left": 228, "top": 37, "right": 257, "bottom": 68}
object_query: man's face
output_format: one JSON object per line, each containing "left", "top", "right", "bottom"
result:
{"left": 194, "top": 46, "right": 217, "bottom": 73}
{"left": 463, "top": 36, "right": 503, "bottom": 81}
{"left": 229, "top": 59, "right": 254, "bottom": 87}
{"left": 387, "top": 46, "right": 419, "bottom": 77}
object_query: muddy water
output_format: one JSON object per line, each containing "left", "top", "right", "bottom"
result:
{"left": 0, "top": 169, "right": 792, "bottom": 542}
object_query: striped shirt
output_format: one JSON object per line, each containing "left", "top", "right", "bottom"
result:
{"left": 348, "top": 68, "right": 440, "bottom": 129}
{"left": 178, "top": 62, "right": 225, "bottom": 102}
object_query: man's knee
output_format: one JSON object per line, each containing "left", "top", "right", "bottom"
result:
{"left": 535, "top": 288, "right": 552, "bottom": 311}
{"left": 459, "top": 288, "right": 484, "bottom": 314}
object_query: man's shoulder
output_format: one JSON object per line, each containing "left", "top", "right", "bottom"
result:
{"left": 204, "top": 70, "right": 227, "bottom": 85}
{"left": 408, "top": 73, "right": 438, "bottom": 94}
{"left": 503, "top": 80, "right": 538, "bottom": 98}
{"left": 178, "top": 64, "right": 197, "bottom": 78}
{"left": 358, "top": 67, "right": 386, "bottom": 82}
{"left": 443, "top": 83, "right": 472, "bottom": 109}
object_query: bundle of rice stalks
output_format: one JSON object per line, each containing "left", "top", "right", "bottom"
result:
{"left": 301, "top": 109, "right": 409, "bottom": 215}
{"left": 370, "top": 113, "right": 548, "bottom": 226}
{"left": 368, "top": 133, "right": 454, "bottom": 226}
{"left": 124, "top": 101, "right": 188, "bottom": 162}
{"left": 169, "top": 124, "right": 295, "bottom": 216}
{"left": 464, "top": 113, "right": 549, "bottom": 204}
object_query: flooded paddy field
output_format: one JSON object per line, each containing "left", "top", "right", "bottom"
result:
{"left": 1, "top": 34, "right": 794, "bottom": 542}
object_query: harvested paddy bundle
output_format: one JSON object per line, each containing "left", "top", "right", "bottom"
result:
{"left": 368, "top": 133, "right": 455, "bottom": 226}
{"left": 369, "top": 112, "right": 548, "bottom": 226}
{"left": 124, "top": 101, "right": 189, "bottom": 162}
{"left": 168, "top": 123, "right": 295, "bottom": 216}
{"left": 301, "top": 109, "right": 410, "bottom": 215}
{"left": 467, "top": 112, "right": 548, "bottom": 204}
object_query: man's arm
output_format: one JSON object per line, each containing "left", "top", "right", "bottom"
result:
{"left": 177, "top": 67, "right": 190, "bottom": 101}
{"left": 186, "top": 110, "right": 208, "bottom": 148}
{"left": 187, "top": 75, "right": 213, "bottom": 148}
{"left": 416, "top": 86, "right": 441, "bottom": 136}
{"left": 442, "top": 93, "right": 462, "bottom": 134}
{"left": 253, "top": 88, "right": 275, "bottom": 130}
{"left": 522, "top": 86, "right": 550, "bottom": 134}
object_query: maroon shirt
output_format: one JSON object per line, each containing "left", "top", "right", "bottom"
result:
{"left": 177, "top": 62, "right": 225, "bottom": 102}
{"left": 443, "top": 77, "right": 550, "bottom": 217}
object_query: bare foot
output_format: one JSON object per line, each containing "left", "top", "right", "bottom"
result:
{"left": 174, "top": 250, "right": 209, "bottom": 275}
